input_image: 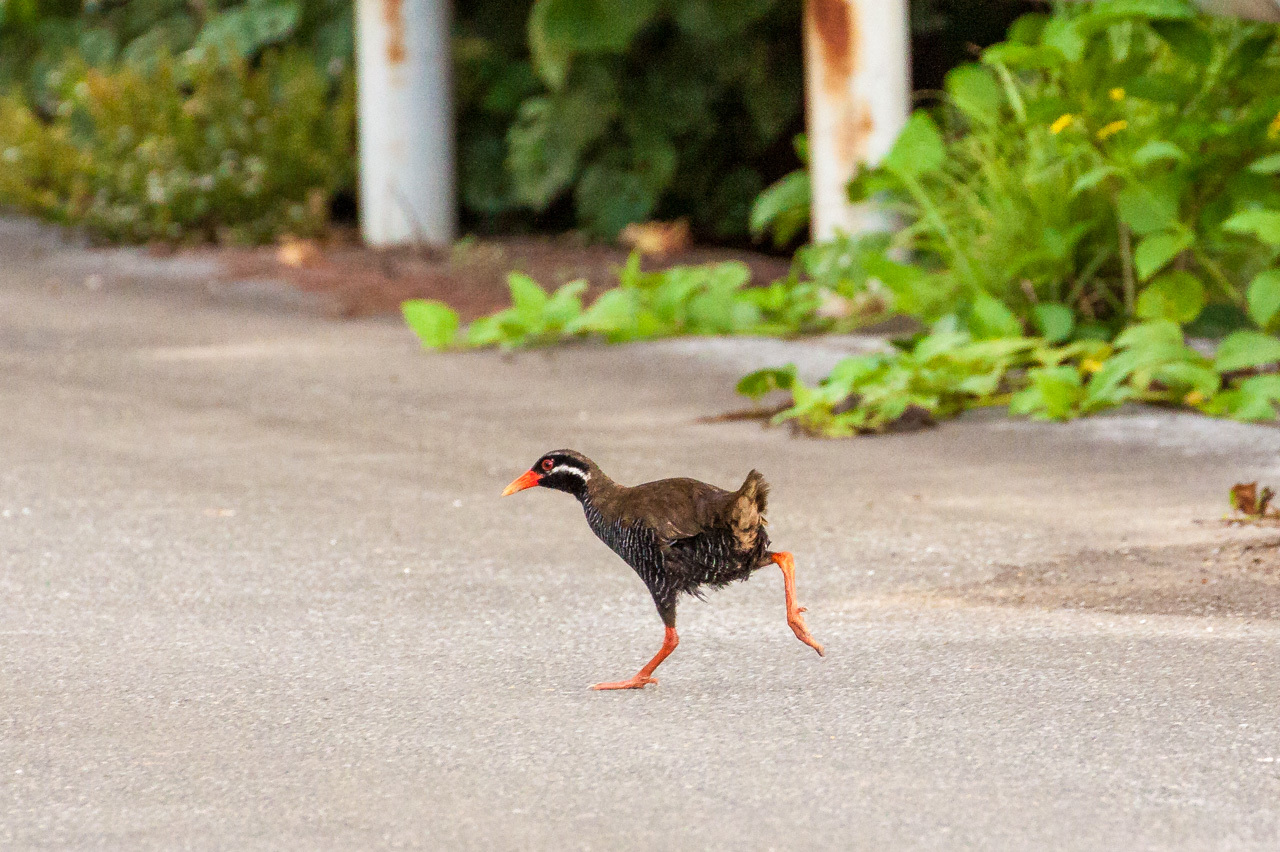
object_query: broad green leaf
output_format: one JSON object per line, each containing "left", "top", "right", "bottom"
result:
{"left": 969, "top": 292, "right": 1023, "bottom": 339}
{"left": 1125, "top": 72, "right": 1190, "bottom": 103}
{"left": 401, "top": 300, "right": 459, "bottom": 350}
{"left": 1134, "top": 231, "right": 1193, "bottom": 281}
{"left": 1153, "top": 362, "right": 1220, "bottom": 397}
{"left": 507, "top": 272, "right": 550, "bottom": 326}
{"left": 1224, "top": 31, "right": 1277, "bottom": 78}
{"left": 1214, "top": 331, "right": 1280, "bottom": 373}
{"left": 121, "top": 21, "right": 200, "bottom": 67}
{"left": 567, "top": 288, "right": 638, "bottom": 336}
{"left": 1010, "top": 366, "right": 1084, "bottom": 421}
{"left": 1135, "top": 270, "right": 1205, "bottom": 324}
{"left": 1132, "top": 141, "right": 1186, "bottom": 167}
{"left": 1108, "top": 19, "right": 1135, "bottom": 61}
{"left": 1207, "top": 376, "right": 1280, "bottom": 422}
{"left": 1247, "top": 270, "right": 1280, "bottom": 331}
{"left": 507, "top": 75, "right": 617, "bottom": 209}
{"left": 1071, "top": 166, "right": 1117, "bottom": 197}
{"left": 945, "top": 64, "right": 1002, "bottom": 125}
{"left": 1008, "top": 13, "right": 1050, "bottom": 45}
{"left": 1114, "top": 320, "right": 1184, "bottom": 350}
{"left": 464, "top": 316, "right": 505, "bottom": 347}
{"left": 914, "top": 330, "right": 972, "bottom": 361}
{"left": 750, "top": 170, "right": 811, "bottom": 246}
{"left": 544, "top": 280, "right": 588, "bottom": 328}
{"left": 737, "top": 365, "right": 797, "bottom": 400}
{"left": 574, "top": 163, "right": 656, "bottom": 238}
{"left": 1117, "top": 184, "right": 1179, "bottom": 235}
{"left": 1090, "top": 0, "right": 1195, "bottom": 20}
{"left": 529, "top": 0, "right": 662, "bottom": 86}
{"left": 882, "top": 112, "right": 945, "bottom": 180}
{"left": 981, "top": 42, "right": 1065, "bottom": 70}
{"left": 190, "top": 0, "right": 300, "bottom": 61}
{"left": 1186, "top": 303, "right": 1253, "bottom": 339}
{"left": 1032, "top": 303, "right": 1075, "bottom": 344}
{"left": 1223, "top": 209, "right": 1280, "bottom": 245}
{"left": 1151, "top": 20, "right": 1212, "bottom": 64}
{"left": 1248, "top": 154, "right": 1280, "bottom": 175}
{"left": 1040, "top": 16, "right": 1086, "bottom": 62}
{"left": 826, "top": 355, "right": 891, "bottom": 394}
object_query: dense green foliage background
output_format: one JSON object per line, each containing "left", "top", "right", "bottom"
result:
{"left": 0, "top": 0, "right": 1028, "bottom": 242}
{"left": 407, "top": 0, "right": 1280, "bottom": 429}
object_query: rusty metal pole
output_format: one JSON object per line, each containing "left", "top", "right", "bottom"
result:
{"left": 804, "top": 0, "right": 910, "bottom": 241}
{"left": 356, "top": 0, "right": 456, "bottom": 247}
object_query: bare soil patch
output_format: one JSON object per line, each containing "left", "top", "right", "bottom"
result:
{"left": 939, "top": 535, "right": 1280, "bottom": 620}
{"left": 197, "top": 231, "right": 792, "bottom": 319}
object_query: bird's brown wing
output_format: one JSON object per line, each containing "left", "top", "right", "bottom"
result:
{"left": 613, "top": 477, "right": 733, "bottom": 547}
{"left": 620, "top": 473, "right": 769, "bottom": 552}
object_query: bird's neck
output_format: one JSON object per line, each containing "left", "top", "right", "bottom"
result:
{"left": 577, "top": 466, "right": 621, "bottom": 508}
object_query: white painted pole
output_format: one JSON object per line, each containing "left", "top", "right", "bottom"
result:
{"left": 804, "top": 0, "right": 910, "bottom": 242}
{"left": 356, "top": 0, "right": 456, "bottom": 248}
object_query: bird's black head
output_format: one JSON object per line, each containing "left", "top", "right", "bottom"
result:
{"left": 501, "top": 449, "right": 595, "bottom": 500}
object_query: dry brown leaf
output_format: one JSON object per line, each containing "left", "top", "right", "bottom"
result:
{"left": 277, "top": 237, "right": 322, "bottom": 268}
{"left": 1231, "top": 481, "right": 1275, "bottom": 517}
{"left": 619, "top": 220, "right": 692, "bottom": 257}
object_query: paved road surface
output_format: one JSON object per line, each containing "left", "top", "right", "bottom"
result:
{"left": 2, "top": 219, "right": 1279, "bottom": 850}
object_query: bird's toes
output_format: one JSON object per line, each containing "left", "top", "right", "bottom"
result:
{"left": 590, "top": 676, "right": 657, "bottom": 691}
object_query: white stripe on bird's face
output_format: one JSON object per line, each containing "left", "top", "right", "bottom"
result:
{"left": 550, "top": 464, "right": 589, "bottom": 482}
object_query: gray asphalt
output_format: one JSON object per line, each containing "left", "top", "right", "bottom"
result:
{"left": 3, "top": 218, "right": 1280, "bottom": 850}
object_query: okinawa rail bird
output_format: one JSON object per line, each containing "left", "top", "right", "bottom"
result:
{"left": 502, "top": 450, "right": 824, "bottom": 690}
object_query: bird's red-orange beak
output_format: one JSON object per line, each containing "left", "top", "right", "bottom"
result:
{"left": 501, "top": 469, "right": 542, "bottom": 497}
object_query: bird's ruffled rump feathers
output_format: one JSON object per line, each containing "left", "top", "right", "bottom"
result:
{"left": 728, "top": 469, "right": 769, "bottom": 552}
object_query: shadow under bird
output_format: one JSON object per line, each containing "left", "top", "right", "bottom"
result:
{"left": 502, "top": 450, "right": 824, "bottom": 690}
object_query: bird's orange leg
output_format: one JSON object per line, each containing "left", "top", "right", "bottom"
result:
{"left": 591, "top": 627, "right": 679, "bottom": 690}
{"left": 772, "top": 552, "right": 824, "bottom": 656}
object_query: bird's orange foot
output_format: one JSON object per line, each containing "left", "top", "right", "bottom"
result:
{"left": 591, "top": 676, "right": 657, "bottom": 691}
{"left": 787, "top": 608, "right": 825, "bottom": 656}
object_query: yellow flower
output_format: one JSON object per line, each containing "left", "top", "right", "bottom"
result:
{"left": 1050, "top": 114, "right": 1075, "bottom": 135}
{"left": 1184, "top": 390, "right": 1206, "bottom": 406}
{"left": 1081, "top": 358, "right": 1105, "bottom": 374}
{"left": 1097, "top": 120, "right": 1129, "bottom": 140}
{"left": 1109, "top": 88, "right": 1125, "bottom": 101}
{"left": 1269, "top": 111, "right": 1280, "bottom": 140}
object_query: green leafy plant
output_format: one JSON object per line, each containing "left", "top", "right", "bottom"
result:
{"left": 473, "top": 0, "right": 806, "bottom": 239}
{"left": 0, "top": 1, "right": 353, "bottom": 243}
{"left": 741, "top": 0, "right": 1280, "bottom": 432}
{"left": 403, "top": 254, "right": 831, "bottom": 350}
{"left": 739, "top": 318, "right": 1280, "bottom": 436}
{"left": 0, "top": 48, "right": 354, "bottom": 243}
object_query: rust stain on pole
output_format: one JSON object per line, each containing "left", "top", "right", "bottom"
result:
{"left": 806, "top": 0, "right": 872, "bottom": 165}
{"left": 383, "top": 0, "right": 407, "bottom": 64}
{"left": 806, "top": 0, "right": 909, "bottom": 239}
{"left": 809, "top": 0, "right": 853, "bottom": 86}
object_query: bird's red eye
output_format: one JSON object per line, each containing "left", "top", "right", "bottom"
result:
{"left": 541, "top": 458, "right": 554, "bottom": 471}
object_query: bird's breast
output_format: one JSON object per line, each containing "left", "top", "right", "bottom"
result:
{"left": 582, "top": 500, "right": 658, "bottom": 572}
